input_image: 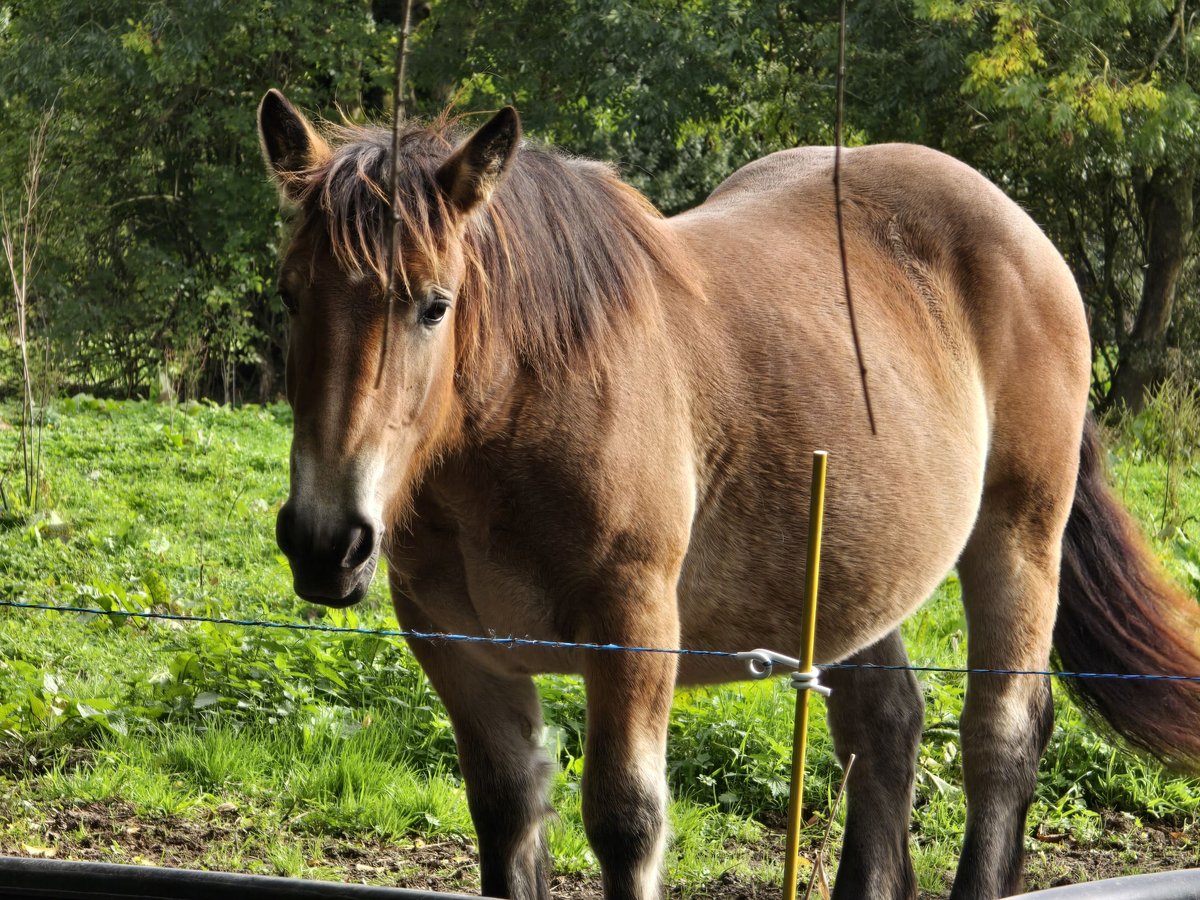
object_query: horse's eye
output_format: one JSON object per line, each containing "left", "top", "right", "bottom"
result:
{"left": 420, "top": 298, "right": 451, "bottom": 326}
{"left": 279, "top": 289, "right": 298, "bottom": 315}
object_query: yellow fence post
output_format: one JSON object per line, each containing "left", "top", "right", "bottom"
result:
{"left": 783, "top": 450, "right": 828, "bottom": 900}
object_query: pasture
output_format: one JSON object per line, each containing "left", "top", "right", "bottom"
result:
{"left": 0, "top": 398, "right": 1198, "bottom": 897}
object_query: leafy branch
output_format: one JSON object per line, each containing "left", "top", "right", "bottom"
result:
{"left": 1, "top": 105, "right": 59, "bottom": 515}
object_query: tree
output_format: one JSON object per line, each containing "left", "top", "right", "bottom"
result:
{"left": 1, "top": 107, "right": 55, "bottom": 512}
{"left": 412, "top": 0, "right": 841, "bottom": 213}
{"left": 3, "top": 0, "right": 1196, "bottom": 409}
{"left": 0, "top": 0, "right": 392, "bottom": 400}
{"left": 905, "top": 0, "right": 1200, "bottom": 413}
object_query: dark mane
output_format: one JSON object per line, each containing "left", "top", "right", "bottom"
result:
{"left": 288, "top": 117, "right": 695, "bottom": 380}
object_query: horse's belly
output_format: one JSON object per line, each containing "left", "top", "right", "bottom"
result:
{"left": 674, "top": 385, "right": 988, "bottom": 685}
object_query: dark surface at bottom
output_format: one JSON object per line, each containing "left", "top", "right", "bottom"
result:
{"left": 1005, "top": 869, "right": 1200, "bottom": 900}
{"left": 0, "top": 856, "right": 478, "bottom": 900}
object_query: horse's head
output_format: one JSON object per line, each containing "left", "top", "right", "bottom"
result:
{"left": 257, "top": 89, "right": 521, "bottom": 606}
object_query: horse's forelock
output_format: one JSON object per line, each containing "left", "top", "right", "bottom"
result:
{"left": 290, "top": 125, "right": 447, "bottom": 286}
{"left": 288, "top": 117, "right": 695, "bottom": 383}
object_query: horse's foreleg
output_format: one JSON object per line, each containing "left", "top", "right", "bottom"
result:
{"left": 824, "top": 628, "right": 923, "bottom": 900}
{"left": 403, "top": 629, "right": 552, "bottom": 900}
{"left": 951, "top": 487, "right": 1065, "bottom": 899}
{"left": 580, "top": 609, "right": 678, "bottom": 900}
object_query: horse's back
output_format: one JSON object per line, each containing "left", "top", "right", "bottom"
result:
{"left": 694, "top": 142, "right": 1089, "bottom": 393}
{"left": 666, "top": 143, "right": 1090, "bottom": 677}
{"left": 679, "top": 140, "right": 1089, "bottom": 463}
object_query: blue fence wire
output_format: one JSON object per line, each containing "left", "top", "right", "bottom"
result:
{"left": 4, "top": 597, "right": 1200, "bottom": 683}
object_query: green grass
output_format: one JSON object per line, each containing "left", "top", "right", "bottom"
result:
{"left": 1, "top": 398, "right": 1200, "bottom": 895}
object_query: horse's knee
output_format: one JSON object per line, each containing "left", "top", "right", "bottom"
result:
{"left": 403, "top": 644, "right": 552, "bottom": 900}
{"left": 952, "top": 676, "right": 1054, "bottom": 899}
{"left": 828, "top": 670, "right": 924, "bottom": 764}
{"left": 961, "top": 676, "right": 1054, "bottom": 801}
{"left": 577, "top": 598, "right": 678, "bottom": 899}
{"left": 581, "top": 662, "right": 673, "bottom": 898}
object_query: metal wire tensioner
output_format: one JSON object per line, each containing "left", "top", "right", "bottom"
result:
{"left": 737, "top": 648, "right": 831, "bottom": 697}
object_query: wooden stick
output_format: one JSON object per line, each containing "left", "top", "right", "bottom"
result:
{"left": 375, "top": 0, "right": 415, "bottom": 389}
{"left": 803, "top": 753, "right": 855, "bottom": 900}
{"left": 833, "top": 0, "right": 875, "bottom": 435}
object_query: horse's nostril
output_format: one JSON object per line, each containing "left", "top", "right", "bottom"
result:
{"left": 277, "top": 503, "right": 376, "bottom": 574}
{"left": 341, "top": 521, "right": 377, "bottom": 570}
{"left": 275, "top": 503, "right": 298, "bottom": 557}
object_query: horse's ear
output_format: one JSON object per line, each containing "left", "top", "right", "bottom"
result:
{"left": 257, "top": 89, "right": 330, "bottom": 203}
{"left": 436, "top": 107, "right": 522, "bottom": 214}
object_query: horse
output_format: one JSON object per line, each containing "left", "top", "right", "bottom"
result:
{"left": 256, "top": 88, "right": 1200, "bottom": 900}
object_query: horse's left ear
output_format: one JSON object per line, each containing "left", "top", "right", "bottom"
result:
{"left": 436, "top": 106, "right": 522, "bottom": 214}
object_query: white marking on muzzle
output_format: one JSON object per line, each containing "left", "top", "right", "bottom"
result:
{"left": 289, "top": 445, "right": 387, "bottom": 539}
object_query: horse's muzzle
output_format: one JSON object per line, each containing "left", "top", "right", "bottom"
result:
{"left": 275, "top": 501, "right": 381, "bottom": 607}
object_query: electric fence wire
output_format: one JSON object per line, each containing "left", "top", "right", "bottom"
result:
{"left": 4, "top": 598, "right": 1200, "bottom": 684}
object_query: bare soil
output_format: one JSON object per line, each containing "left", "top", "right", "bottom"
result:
{"left": 0, "top": 800, "right": 1196, "bottom": 898}
{"left": 1021, "top": 811, "right": 1200, "bottom": 892}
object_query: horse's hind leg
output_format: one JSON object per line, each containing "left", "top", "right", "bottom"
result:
{"left": 826, "top": 628, "right": 924, "bottom": 900}
{"left": 951, "top": 477, "right": 1072, "bottom": 899}
{"left": 397, "top": 601, "right": 552, "bottom": 900}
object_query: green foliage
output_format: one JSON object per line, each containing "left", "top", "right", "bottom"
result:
{"left": 1117, "top": 376, "right": 1200, "bottom": 464}
{"left": 898, "top": 0, "right": 1200, "bottom": 405}
{"left": 414, "top": 0, "right": 841, "bottom": 214}
{"left": 668, "top": 683, "right": 807, "bottom": 813}
{"left": 2, "top": 0, "right": 1198, "bottom": 407}
{"left": 0, "top": 1, "right": 392, "bottom": 401}
{"left": 1115, "top": 376, "right": 1200, "bottom": 534}
{"left": 0, "top": 1, "right": 854, "bottom": 404}
{"left": 0, "top": 660, "right": 125, "bottom": 741}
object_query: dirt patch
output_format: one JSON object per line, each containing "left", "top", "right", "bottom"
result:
{"left": 0, "top": 801, "right": 1196, "bottom": 898}
{"left": 1023, "top": 812, "right": 1200, "bottom": 891}
{"left": 5, "top": 801, "right": 600, "bottom": 896}
{"left": 0, "top": 744, "right": 91, "bottom": 780}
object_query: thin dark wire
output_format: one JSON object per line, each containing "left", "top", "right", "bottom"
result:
{"left": 375, "top": 0, "right": 415, "bottom": 390}
{"left": 5, "top": 599, "right": 1200, "bottom": 683}
{"left": 833, "top": 0, "right": 876, "bottom": 435}
{"left": 0, "top": 599, "right": 734, "bottom": 659}
{"left": 820, "top": 661, "right": 1200, "bottom": 682}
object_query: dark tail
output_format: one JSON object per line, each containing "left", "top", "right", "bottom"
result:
{"left": 1055, "top": 414, "right": 1200, "bottom": 768}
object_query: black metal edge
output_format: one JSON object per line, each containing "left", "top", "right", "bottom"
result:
{"left": 1004, "top": 869, "right": 1200, "bottom": 899}
{"left": 0, "top": 856, "right": 479, "bottom": 900}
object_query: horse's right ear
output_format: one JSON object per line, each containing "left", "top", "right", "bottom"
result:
{"left": 436, "top": 106, "right": 522, "bottom": 214}
{"left": 257, "top": 89, "right": 330, "bottom": 203}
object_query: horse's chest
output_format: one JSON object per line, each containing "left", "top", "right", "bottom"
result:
{"left": 458, "top": 530, "right": 561, "bottom": 640}
{"left": 397, "top": 508, "right": 579, "bottom": 673}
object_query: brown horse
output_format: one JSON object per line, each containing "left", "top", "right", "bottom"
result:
{"left": 257, "top": 88, "right": 1200, "bottom": 900}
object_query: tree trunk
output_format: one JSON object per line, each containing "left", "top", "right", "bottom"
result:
{"left": 1108, "top": 166, "right": 1194, "bottom": 414}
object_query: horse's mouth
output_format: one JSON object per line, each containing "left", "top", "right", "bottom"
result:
{"left": 291, "top": 552, "right": 379, "bottom": 609}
